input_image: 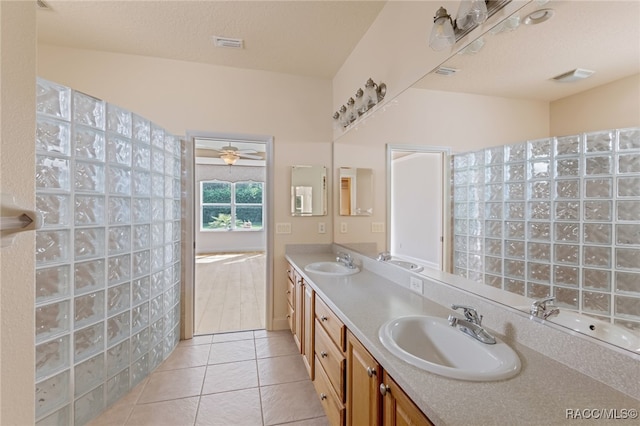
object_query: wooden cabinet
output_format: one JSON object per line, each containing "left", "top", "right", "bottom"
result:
{"left": 380, "top": 371, "right": 433, "bottom": 426}
{"left": 346, "top": 331, "right": 381, "bottom": 426}
{"left": 287, "top": 262, "right": 432, "bottom": 426}
{"left": 287, "top": 262, "right": 314, "bottom": 378}
{"left": 313, "top": 293, "right": 347, "bottom": 426}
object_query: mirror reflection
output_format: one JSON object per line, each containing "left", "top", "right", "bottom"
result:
{"left": 290, "top": 165, "right": 327, "bottom": 216}
{"left": 388, "top": 147, "right": 448, "bottom": 270}
{"left": 334, "top": 0, "right": 640, "bottom": 353}
{"left": 339, "top": 167, "right": 374, "bottom": 216}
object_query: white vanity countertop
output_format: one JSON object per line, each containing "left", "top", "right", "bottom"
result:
{"left": 285, "top": 252, "right": 640, "bottom": 426}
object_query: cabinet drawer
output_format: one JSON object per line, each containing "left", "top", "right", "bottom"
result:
{"left": 315, "top": 295, "right": 346, "bottom": 352}
{"left": 314, "top": 356, "right": 345, "bottom": 426}
{"left": 315, "top": 318, "right": 346, "bottom": 402}
{"left": 287, "top": 303, "right": 294, "bottom": 332}
{"left": 286, "top": 279, "right": 295, "bottom": 306}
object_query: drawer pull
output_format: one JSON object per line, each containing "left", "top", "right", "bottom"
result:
{"left": 367, "top": 367, "right": 376, "bottom": 377}
{"left": 286, "top": 315, "right": 291, "bottom": 319}
{"left": 379, "top": 383, "right": 390, "bottom": 396}
{"left": 286, "top": 290, "right": 291, "bottom": 294}
{"left": 320, "top": 351, "right": 328, "bottom": 358}
{"left": 320, "top": 393, "right": 327, "bottom": 400}
{"left": 320, "top": 316, "right": 328, "bottom": 322}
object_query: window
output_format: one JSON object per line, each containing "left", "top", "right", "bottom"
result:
{"left": 201, "top": 180, "right": 264, "bottom": 231}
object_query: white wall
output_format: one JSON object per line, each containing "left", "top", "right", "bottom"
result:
{"left": 0, "top": 2, "right": 36, "bottom": 424}
{"left": 37, "top": 44, "right": 333, "bottom": 330}
{"left": 550, "top": 73, "right": 640, "bottom": 136}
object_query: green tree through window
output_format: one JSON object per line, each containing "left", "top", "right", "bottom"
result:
{"left": 201, "top": 180, "right": 263, "bottom": 230}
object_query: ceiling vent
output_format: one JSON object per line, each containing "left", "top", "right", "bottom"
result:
{"left": 36, "top": 0, "right": 52, "bottom": 10}
{"left": 433, "top": 67, "right": 460, "bottom": 77}
{"left": 552, "top": 68, "right": 594, "bottom": 83}
{"left": 211, "top": 36, "right": 244, "bottom": 49}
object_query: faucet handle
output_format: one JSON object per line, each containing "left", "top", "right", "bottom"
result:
{"left": 531, "top": 296, "right": 556, "bottom": 317}
{"left": 451, "top": 304, "right": 482, "bottom": 325}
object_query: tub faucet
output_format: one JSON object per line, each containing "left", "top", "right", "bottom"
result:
{"left": 376, "top": 251, "right": 391, "bottom": 261}
{"left": 530, "top": 296, "right": 560, "bottom": 320}
{"left": 336, "top": 251, "right": 356, "bottom": 269}
{"left": 448, "top": 305, "right": 496, "bottom": 344}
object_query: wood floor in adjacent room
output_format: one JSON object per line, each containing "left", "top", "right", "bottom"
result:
{"left": 195, "top": 252, "right": 266, "bottom": 335}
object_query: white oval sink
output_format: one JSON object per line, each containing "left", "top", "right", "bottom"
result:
{"left": 304, "top": 261, "right": 360, "bottom": 276}
{"left": 538, "top": 309, "right": 640, "bottom": 352}
{"left": 379, "top": 315, "right": 521, "bottom": 381}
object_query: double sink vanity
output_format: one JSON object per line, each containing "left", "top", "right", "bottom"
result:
{"left": 285, "top": 245, "right": 639, "bottom": 425}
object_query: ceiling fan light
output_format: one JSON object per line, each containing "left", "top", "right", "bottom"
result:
{"left": 221, "top": 152, "right": 239, "bottom": 165}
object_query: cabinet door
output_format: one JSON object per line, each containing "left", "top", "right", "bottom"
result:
{"left": 293, "top": 272, "right": 304, "bottom": 353}
{"left": 303, "top": 284, "right": 315, "bottom": 378}
{"left": 347, "top": 331, "right": 381, "bottom": 426}
{"left": 380, "top": 371, "right": 433, "bottom": 426}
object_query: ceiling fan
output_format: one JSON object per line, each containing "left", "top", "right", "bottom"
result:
{"left": 214, "top": 144, "right": 263, "bottom": 165}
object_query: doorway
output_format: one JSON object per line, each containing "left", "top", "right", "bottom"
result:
{"left": 183, "top": 132, "right": 274, "bottom": 338}
{"left": 387, "top": 145, "right": 450, "bottom": 271}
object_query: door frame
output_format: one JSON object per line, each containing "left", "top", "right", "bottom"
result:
{"left": 182, "top": 131, "right": 274, "bottom": 340}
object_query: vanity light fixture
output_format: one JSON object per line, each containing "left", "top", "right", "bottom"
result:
{"left": 333, "top": 78, "right": 387, "bottom": 129}
{"left": 428, "top": 0, "right": 511, "bottom": 51}
{"left": 220, "top": 152, "right": 240, "bottom": 165}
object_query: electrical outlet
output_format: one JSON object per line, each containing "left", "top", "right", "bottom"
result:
{"left": 371, "top": 222, "right": 385, "bottom": 233}
{"left": 276, "top": 223, "right": 291, "bottom": 234}
{"left": 409, "top": 277, "right": 423, "bottom": 294}
{"left": 340, "top": 222, "right": 348, "bottom": 233}
{"left": 318, "top": 222, "right": 326, "bottom": 234}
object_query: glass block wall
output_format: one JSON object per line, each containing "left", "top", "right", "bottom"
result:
{"left": 34, "top": 78, "right": 182, "bottom": 425}
{"left": 451, "top": 128, "right": 640, "bottom": 332}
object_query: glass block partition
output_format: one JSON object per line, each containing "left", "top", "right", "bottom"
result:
{"left": 451, "top": 128, "right": 640, "bottom": 332}
{"left": 34, "top": 78, "right": 182, "bottom": 425}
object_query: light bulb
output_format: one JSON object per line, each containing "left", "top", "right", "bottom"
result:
{"left": 429, "top": 7, "right": 455, "bottom": 51}
{"left": 456, "top": 0, "right": 488, "bottom": 30}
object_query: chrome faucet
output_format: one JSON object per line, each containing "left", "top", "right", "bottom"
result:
{"left": 530, "top": 296, "right": 560, "bottom": 320}
{"left": 448, "top": 305, "right": 496, "bottom": 344}
{"left": 376, "top": 251, "right": 391, "bottom": 262}
{"left": 336, "top": 251, "right": 356, "bottom": 269}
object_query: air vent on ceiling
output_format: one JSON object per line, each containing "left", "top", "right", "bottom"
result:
{"left": 211, "top": 36, "right": 244, "bottom": 49}
{"left": 552, "top": 68, "right": 594, "bottom": 83}
{"left": 36, "top": 0, "right": 51, "bottom": 10}
{"left": 433, "top": 67, "right": 460, "bottom": 77}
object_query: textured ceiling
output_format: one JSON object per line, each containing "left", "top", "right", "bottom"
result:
{"left": 415, "top": 0, "right": 640, "bottom": 101}
{"left": 37, "top": 0, "right": 386, "bottom": 79}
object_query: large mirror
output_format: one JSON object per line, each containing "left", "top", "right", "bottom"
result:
{"left": 339, "top": 167, "right": 374, "bottom": 216}
{"left": 290, "top": 165, "right": 328, "bottom": 216}
{"left": 334, "top": 0, "right": 640, "bottom": 353}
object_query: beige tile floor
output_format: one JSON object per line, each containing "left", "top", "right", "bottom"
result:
{"left": 89, "top": 330, "right": 328, "bottom": 426}
{"left": 195, "top": 252, "right": 266, "bottom": 335}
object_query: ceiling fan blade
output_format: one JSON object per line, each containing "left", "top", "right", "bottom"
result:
{"left": 236, "top": 149, "right": 258, "bottom": 154}
{"left": 238, "top": 153, "right": 263, "bottom": 160}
